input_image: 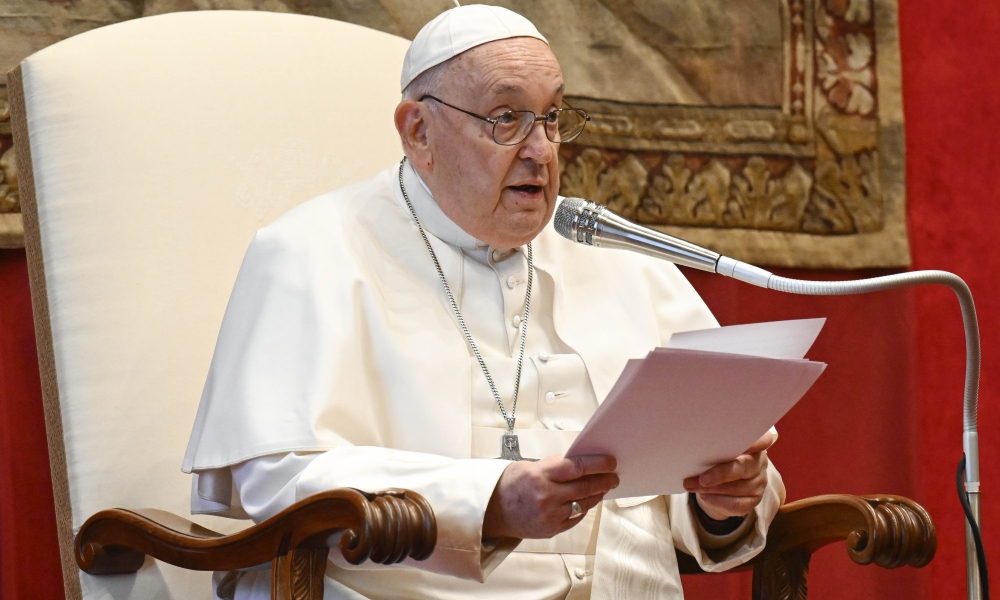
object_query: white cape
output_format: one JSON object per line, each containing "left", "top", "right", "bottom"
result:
{"left": 182, "top": 164, "right": 782, "bottom": 598}
{"left": 183, "top": 165, "right": 719, "bottom": 474}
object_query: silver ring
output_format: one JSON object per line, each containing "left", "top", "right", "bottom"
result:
{"left": 568, "top": 501, "right": 584, "bottom": 520}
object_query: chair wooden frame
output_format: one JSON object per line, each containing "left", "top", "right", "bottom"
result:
{"left": 76, "top": 489, "right": 437, "bottom": 600}
{"left": 74, "top": 491, "right": 934, "bottom": 600}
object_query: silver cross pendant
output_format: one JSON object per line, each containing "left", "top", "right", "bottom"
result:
{"left": 500, "top": 432, "right": 537, "bottom": 461}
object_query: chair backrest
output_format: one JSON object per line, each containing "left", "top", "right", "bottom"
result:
{"left": 8, "top": 11, "right": 408, "bottom": 599}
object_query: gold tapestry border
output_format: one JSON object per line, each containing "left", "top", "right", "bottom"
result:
{"left": 0, "top": 92, "right": 21, "bottom": 248}
{"left": 0, "top": 0, "right": 907, "bottom": 268}
{"left": 558, "top": 0, "right": 908, "bottom": 269}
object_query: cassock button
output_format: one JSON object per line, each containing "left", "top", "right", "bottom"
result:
{"left": 506, "top": 275, "right": 517, "bottom": 289}
{"left": 544, "top": 392, "right": 556, "bottom": 404}
{"left": 574, "top": 568, "right": 586, "bottom": 580}
{"left": 538, "top": 352, "right": 551, "bottom": 362}
{"left": 512, "top": 314, "right": 522, "bottom": 327}
{"left": 491, "top": 249, "right": 502, "bottom": 262}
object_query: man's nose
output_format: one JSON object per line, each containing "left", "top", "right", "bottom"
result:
{"left": 517, "top": 120, "right": 557, "bottom": 164}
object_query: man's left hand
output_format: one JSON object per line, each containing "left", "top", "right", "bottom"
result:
{"left": 682, "top": 430, "right": 774, "bottom": 521}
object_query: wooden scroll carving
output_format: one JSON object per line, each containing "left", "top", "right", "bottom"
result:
{"left": 77, "top": 489, "right": 933, "bottom": 599}
{"left": 678, "top": 494, "right": 936, "bottom": 600}
{"left": 271, "top": 548, "right": 328, "bottom": 600}
{"left": 75, "top": 488, "right": 436, "bottom": 600}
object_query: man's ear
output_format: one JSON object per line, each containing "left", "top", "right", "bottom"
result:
{"left": 394, "top": 100, "right": 433, "bottom": 168}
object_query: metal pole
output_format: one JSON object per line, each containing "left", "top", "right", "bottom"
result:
{"left": 967, "top": 493, "right": 982, "bottom": 600}
{"left": 966, "top": 431, "right": 982, "bottom": 600}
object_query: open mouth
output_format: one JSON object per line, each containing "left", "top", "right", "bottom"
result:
{"left": 509, "top": 184, "right": 543, "bottom": 194}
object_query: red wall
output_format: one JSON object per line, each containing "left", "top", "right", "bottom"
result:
{"left": 0, "top": 0, "right": 997, "bottom": 597}
{"left": 685, "top": 0, "right": 1000, "bottom": 596}
{"left": 900, "top": 0, "right": 1000, "bottom": 593}
{"left": 0, "top": 251, "right": 62, "bottom": 600}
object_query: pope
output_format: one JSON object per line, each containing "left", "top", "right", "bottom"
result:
{"left": 183, "top": 5, "right": 785, "bottom": 599}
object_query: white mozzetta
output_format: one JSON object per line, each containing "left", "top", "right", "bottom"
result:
{"left": 182, "top": 164, "right": 720, "bottom": 478}
{"left": 184, "top": 163, "right": 785, "bottom": 598}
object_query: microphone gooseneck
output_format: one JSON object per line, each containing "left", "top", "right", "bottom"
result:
{"left": 554, "top": 196, "right": 986, "bottom": 600}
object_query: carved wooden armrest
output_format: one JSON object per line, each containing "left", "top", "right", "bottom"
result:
{"left": 678, "top": 494, "right": 936, "bottom": 600}
{"left": 76, "top": 488, "right": 436, "bottom": 600}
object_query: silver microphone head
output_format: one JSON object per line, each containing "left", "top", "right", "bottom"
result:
{"left": 554, "top": 197, "right": 603, "bottom": 245}
{"left": 552, "top": 195, "right": 722, "bottom": 272}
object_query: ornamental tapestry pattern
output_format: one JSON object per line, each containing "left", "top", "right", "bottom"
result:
{"left": 0, "top": 0, "right": 908, "bottom": 267}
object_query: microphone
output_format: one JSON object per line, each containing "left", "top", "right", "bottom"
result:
{"left": 553, "top": 197, "right": 773, "bottom": 287}
{"left": 553, "top": 196, "right": 986, "bottom": 597}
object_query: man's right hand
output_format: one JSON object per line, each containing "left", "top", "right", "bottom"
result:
{"left": 482, "top": 454, "right": 619, "bottom": 540}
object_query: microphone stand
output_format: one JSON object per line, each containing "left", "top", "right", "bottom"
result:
{"left": 559, "top": 199, "right": 986, "bottom": 599}
{"left": 719, "top": 266, "right": 983, "bottom": 600}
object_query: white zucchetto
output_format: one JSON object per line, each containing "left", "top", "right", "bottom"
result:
{"left": 400, "top": 5, "right": 549, "bottom": 92}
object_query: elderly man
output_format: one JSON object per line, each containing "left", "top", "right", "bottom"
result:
{"left": 183, "top": 5, "right": 784, "bottom": 599}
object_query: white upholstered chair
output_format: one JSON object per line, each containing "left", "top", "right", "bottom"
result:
{"left": 9, "top": 12, "right": 435, "bottom": 600}
{"left": 9, "top": 9, "right": 936, "bottom": 600}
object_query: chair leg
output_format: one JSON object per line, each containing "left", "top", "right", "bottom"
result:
{"left": 271, "top": 548, "right": 327, "bottom": 600}
{"left": 752, "top": 548, "right": 811, "bottom": 600}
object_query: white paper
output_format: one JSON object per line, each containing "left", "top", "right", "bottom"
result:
{"left": 667, "top": 317, "right": 825, "bottom": 359}
{"left": 566, "top": 319, "right": 827, "bottom": 500}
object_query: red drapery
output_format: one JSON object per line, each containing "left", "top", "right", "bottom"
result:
{"left": 0, "top": 0, "right": 997, "bottom": 597}
{"left": 0, "top": 251, "right": 62, "bottom": 600}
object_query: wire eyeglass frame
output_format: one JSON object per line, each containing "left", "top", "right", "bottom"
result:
{"left": 419, "top": 94, "right": 590, "bottom": 146}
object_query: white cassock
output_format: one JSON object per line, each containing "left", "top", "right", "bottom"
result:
{"left": 182, "top": 160, "right": 786, "bottom": 599}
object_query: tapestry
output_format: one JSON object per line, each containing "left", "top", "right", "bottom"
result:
{"left": 0, "top": 0, "right": 908, "bottom": 267}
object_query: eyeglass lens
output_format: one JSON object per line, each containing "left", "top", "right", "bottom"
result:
{"left": 494, "top": 109, "right": 589, "bottom": 146}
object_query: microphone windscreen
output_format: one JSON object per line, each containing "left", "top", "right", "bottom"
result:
{"left": 554, "top": 197, "right": 589, "bottom": 240}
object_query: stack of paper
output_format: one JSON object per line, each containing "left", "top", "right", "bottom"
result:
{"left": 566, "top": 319, "right": 827, "bottom": 500}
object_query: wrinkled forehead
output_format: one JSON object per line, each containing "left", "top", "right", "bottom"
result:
{"left": 447, "top": 38, "right": 564, "bottom": 99}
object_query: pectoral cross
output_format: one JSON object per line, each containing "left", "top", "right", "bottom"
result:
{"left": 500, "top": 432, "right": 537, "bottom": 461}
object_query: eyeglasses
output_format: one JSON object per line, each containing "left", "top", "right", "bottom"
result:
{"left": 420, "top": 95, "right": 590, "bottom": 146}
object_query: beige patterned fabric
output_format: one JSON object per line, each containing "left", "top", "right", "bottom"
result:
{"left": 16, "top": 11, "right": 407, "bottom": 599}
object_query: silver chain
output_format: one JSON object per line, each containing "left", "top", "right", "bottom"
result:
{"left": 398, "top": 158, "right": 533, "bottom": 433}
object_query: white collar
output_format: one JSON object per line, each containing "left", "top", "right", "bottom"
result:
{"left": 395, "top": 159, "right": 485, "bottom": 251}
